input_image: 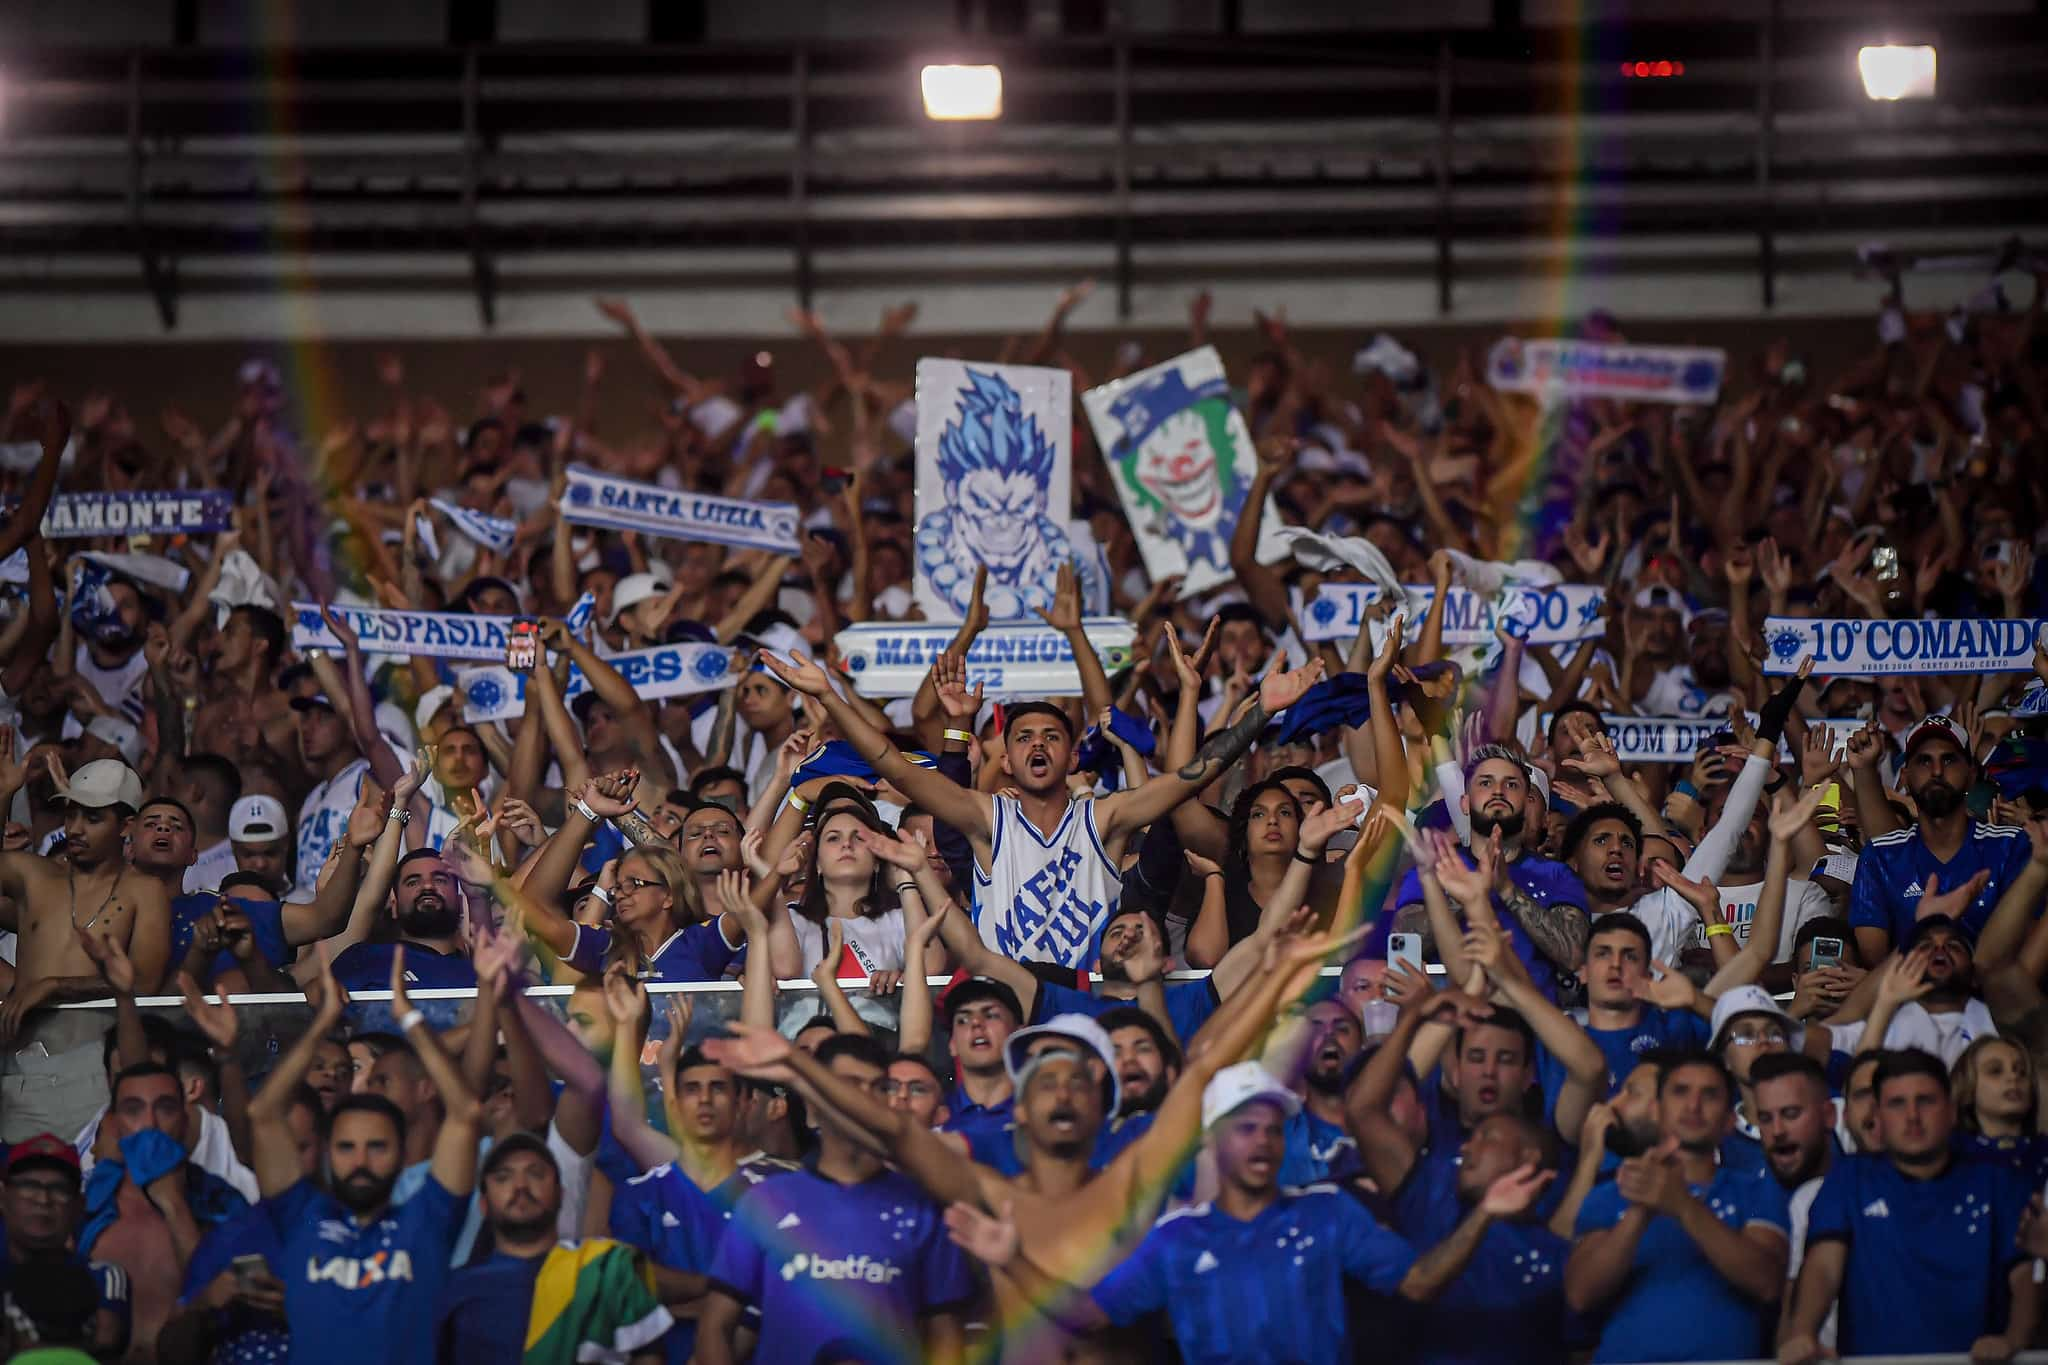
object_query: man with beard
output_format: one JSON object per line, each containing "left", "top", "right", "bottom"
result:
{"left": 246, "top": 948, "right": 480, "bottom": 1365}
{"left": 1285, "top": 999, "right": 1364, "bottom": 1183}
{"left": 1750, "top": 1053, "right": 1841, "bottom": 1353}
{"left": 1780, "top": 1049, "right": 2039, "bottom": 1363}
{"left": 1566, "top": 1054, "right": 1789, "bottom": 1362}
{"left": 0, "top": 760, "right": 170, "bottom": 1143}
{"left": 761, "top": 634, "right": 1323, "bottom": 969}
{"left": 1093, "top": 1006, "right": 1179, "bottom": 1164}
{"left": 330, "top": 849, "right": 478, "bottom": 995}
{"left": 435, "top": 1134, "right": 672, "bottom": 1365}
{"left": 1831, "top": 916, "right": 1994, "bottom": 1066}
{"left": 1392, "top": 746, "right": 1589, "bottom": 1001}
{"left": 1849, "top": 715, "right": 2028, "bottom": 963}
{"left": 1641, "top": 606, "right": 1738, "bottom": 719}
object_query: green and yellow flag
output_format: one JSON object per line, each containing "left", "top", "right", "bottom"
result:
{"left": 524, "top": 1238, "right": 672, "bottom": 1365}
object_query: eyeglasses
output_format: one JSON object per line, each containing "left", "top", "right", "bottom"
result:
{"left": 619, "top": 877, "right": 663, "bottom": 893}
{"left": 880, "top": 1080, "right": 937, "bottom": 1098}
{"left": 1726, "top": 1028, "right": 1789, "bottom": 1047}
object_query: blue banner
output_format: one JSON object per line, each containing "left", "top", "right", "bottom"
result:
{"left": 558, "top": 463, "right": 801, "bottom": 555}
{"left": 36, "top": 490, "right": 235, "bottom": 540}
{"left": 1296, "top": 582, "right": 1606, "bottom": 647}
{"left": 1761, "top": 616, "right": 2048, "bottom": 676}
{"left": 292, "top": 594, "right": 595, "bottom": 663}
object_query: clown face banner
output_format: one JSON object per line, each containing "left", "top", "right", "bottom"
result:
{"left": 913, "top": 360, "right": 1074, "bottom": 622}
{"left": 1082, "top": 347, "right": 1285, "bottom": 596}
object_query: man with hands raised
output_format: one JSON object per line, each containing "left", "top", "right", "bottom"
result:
{"left": 758, "top": 635, "right": 1326, "bottom": 969}
{"left": 243, "top": 947, "right": 482, "bottom": 1365}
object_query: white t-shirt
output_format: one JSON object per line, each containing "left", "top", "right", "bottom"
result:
{"left": 1695, "top": 878, "right": 1833, "bottom": 962}
{"left": 73, "top": 642, "right": 149, "bottom": 724}
{"left": 185, "top": 838, "right": 238, "bottom": 895}
{"left": 1641, "top": 664, "right": 1735, "bottom": 719}
{"left": 790, "top": 907, "right": 906, "bottom": 978}
{"left": 1785, "top": 1174, "right": 1838, "bottom": 1350}
{"left": 292, "top": 757, "right": 370, "bottom": 902}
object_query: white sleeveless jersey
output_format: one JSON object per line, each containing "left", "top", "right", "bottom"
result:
{"left": 972, "top": 794, "right": 1125, "bottom": 968}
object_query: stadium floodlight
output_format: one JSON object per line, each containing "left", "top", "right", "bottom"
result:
{"left": 1858, "top": 45, "right": 1936, "bottom": 101}
{"left": 921, "top": 64, "right": 1002, "bottom": 121}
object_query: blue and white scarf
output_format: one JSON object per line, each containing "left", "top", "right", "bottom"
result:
{"left": 457, "top": 639, "right": 740, "bottom": 722}
{"left": 292, "top": 593, "right": 594, "bottom": 663}
{"left": 429, "top": 498, "right": 518, "bottom": 554}
{"left": 558, "top": 463, "right": 801, "bottom": 554}
{"left": 1762, "top": 615, "right": 2046, "bottom": 677}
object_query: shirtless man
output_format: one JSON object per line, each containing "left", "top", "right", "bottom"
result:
{"left": 0, "top": 757, "right": 171, "bottom": 1142}
{"left": 190, "top": 604, "right": 291, "bottom": 776}
{"left": 708, "top": 915, "right": 1357, "bottom": 1364}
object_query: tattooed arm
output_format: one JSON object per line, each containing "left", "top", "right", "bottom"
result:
{"left": 1098, "top": 658, "right": 1325, "bottom": 843}
{"left": 1496, "top": 877, "right": 1589, "bottom": 976}
{"left": 614, "top": 808, "right": 668, "bottom": 850}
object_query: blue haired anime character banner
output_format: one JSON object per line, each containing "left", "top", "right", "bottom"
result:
{"left": 1081, "top": 346, "right": 1286, "bottom": 596}
{"left": 913, "top": 359, "right": 1074, "bottom": 621}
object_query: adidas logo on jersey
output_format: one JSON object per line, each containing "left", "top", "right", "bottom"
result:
{"left": 1901, "top": 881, "right": 1923, "bottom": 899}
{"left": 1862, "top": 1199, "right": 1891, "bottom": 1218}
{"left": 779, "top": 1253, "right": 903, "bottom": 1285}
{"left": 1193, "top": 1251, "right": 1219, "bottom": 1274}
{"left": 777, "top": 1212, "right": 802, "bottom": 1230}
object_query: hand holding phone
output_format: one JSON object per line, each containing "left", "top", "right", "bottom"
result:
{"left": 506, "top": 618, "right": 539, "bottom": 672}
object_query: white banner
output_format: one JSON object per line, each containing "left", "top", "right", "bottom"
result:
{"left": 1296, "top": 582, "right": 1606, "bottom": 646}
{"left": 1762, "top": 616, "right": 2047, "bottom": 676}
{"left": 912, "top": 359, "right": 1073, "bottom": 622}
{"left": 1486, "top": 338, "right": 1725, "bottom": 405}
{"left": 458, "top": 641, "right": 741, "bottom": 723}
{"left": 558, "top": 463, "right": 801, "bottom": 555}
{"left": 835, "top": 619, "right": 1136, "bottom": 699}
{"left": 292, "top": 594, "right": 595, "bottom": 663}
{"left": 429, "top": 498, "right": 518, "bottom": 554}
{"left": 1580, "top": 714, "right": 1867, "bottom": 765}
{"left": 1081, "top": 345, "right": 1287, "bottom": 597}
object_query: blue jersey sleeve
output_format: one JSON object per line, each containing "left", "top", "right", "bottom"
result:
{"left": 1738, "top": 1171, "right": 1791, "bottom": 1236}
{"left": 1847, "top": 851, "right": 1895, "bottom": 937}
{"left": 705, "top": 1201, "right": 766, "bottom": 1305}
{"left": 1805, "top": 1162, "right": 1854, "bottom": 1245}
{"left": 1164, "top": 978, "right": 1220, "bottom": 1045}
{"left": 917, "top": 1216, "right": 978, "bottom": 1313}
{"left": 566, "top": 923, "right": 614, "bottom": 977}
{"left": 1989, "top": 1167, "right": 2035, "bottom": 1275}
{"left": 1332, "top": 1194, "right": 1417, "bottom": 1294}
{"left": 258, "top": 1178, "right": 325, "bottom": 1243}
{"left": 406, "top": 1167, "right": 470, "bottom": 1255}
{"left": 1090, "top": 1226, "right": 1169, "bottom": 1326}
{"left": 1574, "top": 1179, "right": 1625, "bottom": 1238}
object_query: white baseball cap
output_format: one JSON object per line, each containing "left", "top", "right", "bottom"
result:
{"left": 1709, "top": 985, "right": 1798, "bottom": 1051}
{"left": 63, "top": 759, "right": 145, "bottom": 812}
{"left": 228, "top": 795, "right": 289, "bottom": 843}
{"left": 1201, "top": 1060, "right": 1302, "bottom": 1132}
{"left": 607, "top": 571, "right": 671, "bottom": 627}
{"left": 1003, "top": 1013, "right": 1121, "bottom": 1117}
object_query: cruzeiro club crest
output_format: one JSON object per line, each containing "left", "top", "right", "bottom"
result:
{"left": 693, "top": 649, "right": 732, "bottom": 683}
{"left": 1310, "top": 597, "right": 1340, "bottom": 628}
{"left": 1766, "top": 624, "right": 1807, "bottom": 664}
{"left": 466, "top": 674, "right": 506, "bottom": 714}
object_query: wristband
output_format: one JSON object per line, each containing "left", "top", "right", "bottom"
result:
{"left": 574, "top": 798, "right": 600, "bottom": 824}
{"left": 943, "top": 728, "right": 974, "bottom": 745}
{"left": 397, "top": 1009, "right": 426, "bottom": 1033}
{"left": 893, "top": 882, "right": 919, "bottom": 896}
{"left": 588, "top": 885, "right": 612, "bottom": 906}
{"left": 1673, "top": 780, "right": 1699, "bottom": 801}
{"left": 387, "top": 806, "right": 411, "bottom": 826}
{"left": 788, "top": 793, "right": 811, "bottom": 814}
{"left": 1704, "top": 923, "right": 1736, "bottom": 939}
{"left": 1292, "top": 850, "right": 1321, "bottom": 865}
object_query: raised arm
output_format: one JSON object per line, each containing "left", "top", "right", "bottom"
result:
{"left": 1034, "top": 562, "right": 1113, "bottom": 721}
{"left": 1465, "top": 917, "right": 1606, "bottom": 1137}
{"left": 388, "top": 947, "right": 485, "bottom": 1196}
{"left": 248, "top": 949, "right": 347, "bottom": 1196}
{"left": 599, "top": 965, "right": 685, "bottom": 1173}
{"left": 1228, "top": 436, "right": 1297, "bottom": 626}
{"left": 760, "top": 649, "right": 994, "bottom": 840}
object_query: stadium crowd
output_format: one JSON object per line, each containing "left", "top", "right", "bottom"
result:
{"left": 0, "top": 272, "right": 2047, "bottom": 1364}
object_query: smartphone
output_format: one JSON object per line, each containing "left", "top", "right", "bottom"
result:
{"left": 506, "top": 617, "right": 539, "bottom": 671}
{"left": 232, "top": 1253, "right": 268, "bottom": 1288}
{"left": 1810, "top": 936, "right": 1844, "bottom": 971}
{"left": 1871, "top": 544, "right": 1900, "bottom": 583}
{"left": 1387, "top": 933, "right": 1425, "bottom": 975}
{"left": 821, "top": 466, "right": 850, "bottom": 495}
